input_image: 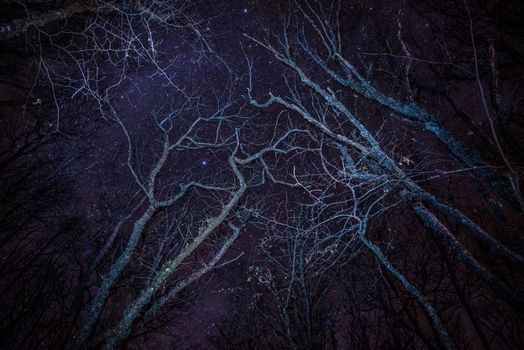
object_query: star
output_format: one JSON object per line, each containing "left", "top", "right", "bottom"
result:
{"left": 201, "top": 160, "right": 208, "bottom": 166}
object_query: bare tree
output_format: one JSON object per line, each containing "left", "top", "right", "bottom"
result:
{"left": 214, "top": 205, "right": 358, "bottom": 349}
{"left": 0, "top": 0, "right": 212, "bottom": 132}
{"left": 0, "top": 76, "right": 93, "bottom": 350}
{"left": 2, "top": 1, "right": 522, "bottom": 349}
{"left": 64, "top": 79, "right": 315, "bottom": 348}
{"left": 243, "top": 1, "right": 524, "bottom": 348}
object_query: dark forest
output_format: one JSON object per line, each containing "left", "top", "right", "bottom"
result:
{"left": 1, "top": 0, "right": 523, "bottom": 349}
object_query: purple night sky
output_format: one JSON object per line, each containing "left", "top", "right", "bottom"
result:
{"left": 1, "top": 0, "right": 523, "bottom": 349}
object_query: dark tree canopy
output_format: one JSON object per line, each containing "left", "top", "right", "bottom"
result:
{"left": 0, "top": 0, "right": 523, "bottom": 349}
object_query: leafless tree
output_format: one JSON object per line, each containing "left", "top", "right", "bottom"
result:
{"left": 0, "top": 58, "right": 94, "bottom": 348}
{"left": 2, "top": 1, "right": 523, "bottom": 349}
{"left": 243, "top": 1, "right": 524, "bottom": 349}
{"left": 0, "top": 0, "right": 213, "bottom": 132}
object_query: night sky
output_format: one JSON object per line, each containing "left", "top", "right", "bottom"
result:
{"left": 1, "top": 0, "right": 524, "bottom": 349}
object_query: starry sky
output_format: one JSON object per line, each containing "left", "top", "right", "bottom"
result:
{"left": 2, "top": 0, "right": 524, "bottom": 349}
